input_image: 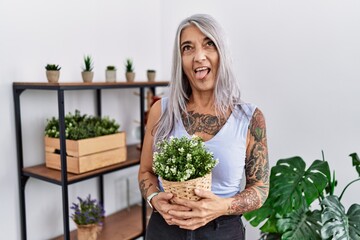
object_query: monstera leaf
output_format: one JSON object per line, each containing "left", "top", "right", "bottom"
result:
{"left": 321, "top": 195, "right": 360, "bottom": 240}
{"left": 271, "top": 157, "right": 330, "bottom": 214}
{"left": 244, "top": 157, "right": 330, "bottom": 232}
{"left": 277, "top": 203, "right": 322, "bottom": 240}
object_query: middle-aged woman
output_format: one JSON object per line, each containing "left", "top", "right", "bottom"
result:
{"left": 138, "top": 14, "right": 269, "bottom": 240}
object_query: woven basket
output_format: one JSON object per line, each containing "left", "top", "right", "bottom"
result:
{"left": 161, "top": 173, "right": 212, "bottom": 201}
{"left": 76, "top": 223, "right": 101, "bottom": 240}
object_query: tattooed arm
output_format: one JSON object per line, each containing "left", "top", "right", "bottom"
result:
{"left": 227, "top": 108, "right": 269, "bottom": 215}
{"left": 138, "top": 100, "right": 162, "bottom": 200}
{"left": 138, "top": 101, "right": 190, "bottom": 224}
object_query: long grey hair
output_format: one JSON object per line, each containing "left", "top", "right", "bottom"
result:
{"left": 153, "top": 14, "right": 242, "bottom": 144}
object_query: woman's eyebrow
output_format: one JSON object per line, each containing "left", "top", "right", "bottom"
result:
{"left": 180, "top": 40, "right": 192, "bottom": 47}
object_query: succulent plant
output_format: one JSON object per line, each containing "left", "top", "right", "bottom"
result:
{"left": 125, "top": 59, "right": 134, "bottom": 72}
{"left": 82, "top": 55, "right": 94, "bottom": 72}
{"left": 106, "top": 65, "right": 116, "bottom": 71}
{"left": 45, "top": 64, "right": 61, "bottom": 71}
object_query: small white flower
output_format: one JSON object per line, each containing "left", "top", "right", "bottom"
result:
{"left": 178, "top": 147, "right": 184, "bottom": 153}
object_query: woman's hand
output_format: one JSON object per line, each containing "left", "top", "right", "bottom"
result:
{"left": 152, "top": 192, "right": 192, "bottom": 225}
{"left": 167, "top": 189, "right": 229, "bottom": 230}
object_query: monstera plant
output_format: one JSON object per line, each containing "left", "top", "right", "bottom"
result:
{"left": 244, "top": 152, "right": 360, "bottom": 240}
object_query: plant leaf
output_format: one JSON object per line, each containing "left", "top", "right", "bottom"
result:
{"left": 271, "top": 157, "right": 330, "bottom": 214}
{"left": 321, "top": 195, "right": 360, "bottom": 240}
{"left": 277, "top": 205, "right": 322, "bottom": 240}
{"left": 349, "top": 153, "right": 360, "bottom": 177}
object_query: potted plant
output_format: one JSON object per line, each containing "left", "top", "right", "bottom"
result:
{"left": 124, "top": 58, "right": 135, "bottom": 82}
{"left": 153, "top": 135, "right": 218, "bottom": 200}
{"left": 45, "top": 64, "right": 61, "bottom": 83}
{"left": 82, "top": 55, "right": 94, "bottom": 83}
{"left": 243, "top": 152, "right": 360, "bottom": 240}
{"left": 44, "top": 110, "right": 127, "bottom": 174}
{"left": 147, "top": 69, "right": 156, "bottom": 82}
{"left": 71, "top": 194, "right": 105, "bottom": 240}
{"left": 105, "top": 65, "right": 116, "bottom": 82}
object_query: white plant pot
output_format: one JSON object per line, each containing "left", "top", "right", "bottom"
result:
{"left": 105, "top": 70, "right": 116, "bottom": 82}
{"left": 147, "top": 72, "right": 156, "bottom": 82}
{"left": 82, "top": 71, "right": 94, "bottom": 83}
{"left": 46, "top": 70, "right": 60, "bottom": 83}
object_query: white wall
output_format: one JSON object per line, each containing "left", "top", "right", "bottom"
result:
{"left": 1, "top": 0, "right": 360, "bottom": 239}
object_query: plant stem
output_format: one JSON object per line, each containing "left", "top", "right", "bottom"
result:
{"left": 339, "top": 178, "right": 360, "bottom": 201}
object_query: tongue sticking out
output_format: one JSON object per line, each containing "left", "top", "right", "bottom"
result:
{"left": 195, "top": 69, "right": 208, "bottom": 80}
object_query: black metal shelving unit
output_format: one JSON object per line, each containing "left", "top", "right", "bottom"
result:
{"left": 13, "top": 81, "right": 168, "bottom": 240}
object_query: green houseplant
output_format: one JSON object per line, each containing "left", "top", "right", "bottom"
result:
{"left": 105, "top": 65, "right": 117, "bottom": 83}
{"left": 44, "top": 110, "right": 126, "bottom": 174}
{"left": 71, "top": 194, "right": 105, "bottom": 240}
{"left": 44, "top": 109, "right": 119, "bottom": 140}
{"left": 153, "top": 135, "right": 218, "bottom": 200}
{"left": 82, "top": 55, "right": 94, "bottom": 82}
{"left": 125, "top": 58, "right": 135, "bottom": 82}
{"left": 45, "top": 64, "right": 61, "bottom": 83}
{"left": 243, "top": 152, "right": 360, "bottom": 240}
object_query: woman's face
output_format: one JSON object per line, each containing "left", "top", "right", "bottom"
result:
{"left": 180, "top": 24, "right": 219, "bottom": 94}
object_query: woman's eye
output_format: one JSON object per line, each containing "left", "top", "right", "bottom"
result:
{"left": 206, "top": 41, "right": 215, "bottom": 47}
{"left": 182, "top": 45, "right": 192, "bottom": 52}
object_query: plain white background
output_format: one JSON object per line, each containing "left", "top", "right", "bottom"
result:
{"left": 1, "top": 0, "right": 359, "bottom": 239}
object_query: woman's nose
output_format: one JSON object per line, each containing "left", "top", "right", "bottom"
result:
{"left": 194, "top": 48, "right": 206, "bottom": 62}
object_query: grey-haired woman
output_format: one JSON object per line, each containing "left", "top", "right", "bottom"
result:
{"left": 138, "top": 14, "right": 269, "bottom": 240}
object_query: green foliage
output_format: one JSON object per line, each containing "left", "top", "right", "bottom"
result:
{"left": 153, "top": 136, "right": 218, "bottom": 181}
{"left": 82, "top": 55, "right": 94, "bottom": 72}
{"left": 45, "top": 64, "right": 61, "bottom": 71}
{"left": 244, "top": 153, "right": 360, "bottom": 240}
{"left": 70, "top": 195, "right": 105, "bottom": 225}
{"left": 106, "top": 65, "right": 116, "bottom": 71}
{"left": 125, "top": 58, "right": 134, "bottom": 72}
{"left": 44, "top": 110, "right": 120, "bottom": 140}
{"left": 147, "top": 69, "right": 156, "bottom": 73}
{"left": 321, "top": 196, "right": 360, "bottom": 240}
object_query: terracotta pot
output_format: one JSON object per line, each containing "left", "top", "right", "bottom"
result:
{"left": 77, "top": 223, "right": 101, "bottom": 240}
{"left": 82, "top": 71, "right": 94, "bottom": 83}
{"left": 125, "top": 72, "right": 135, "bottom": 82}
{"left": 46, "top": 70, "right": 60, "bottom": 83}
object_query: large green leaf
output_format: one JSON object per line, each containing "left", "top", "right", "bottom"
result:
{"left": 277, "top": 204, "right": 322, "bottom": 240}
{"left": 271, "top": 157, "right": 330, "bottom": 214}
{"left": 321, "top": 195, "right": 360, "bottom": 240}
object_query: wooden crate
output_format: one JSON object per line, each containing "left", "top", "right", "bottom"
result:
{"left": 45, "top": 132, "right": 127, "bottom": 174}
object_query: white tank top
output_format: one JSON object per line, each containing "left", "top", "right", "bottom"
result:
{"left": 160, "top": 97, "right": 256, "bottom": 198}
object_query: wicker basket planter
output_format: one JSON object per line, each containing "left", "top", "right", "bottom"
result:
{"left": 161, "top": 173, "right": 212, "bottom": 201}
{"left": 77, "top": 223, "right": 101, "bottom": 240}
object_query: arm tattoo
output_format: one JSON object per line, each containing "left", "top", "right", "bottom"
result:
{"left": 228, "top": 108, "right": 269, "bottom": 215}
{"left": 181, "top": 111, "right": 227, "bottom": 136}
{"left": 139, "top": 178, "right": 153, "bottom": 199}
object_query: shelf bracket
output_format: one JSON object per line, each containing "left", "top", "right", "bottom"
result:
{"left": 21, "top": 175, "right": 30, "bottom": 188}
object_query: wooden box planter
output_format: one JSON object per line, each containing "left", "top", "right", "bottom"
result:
{"left": 45, "top": 132, "right": 127, "bottom": 174}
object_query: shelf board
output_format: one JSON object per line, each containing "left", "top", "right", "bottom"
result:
{"left": 52, "top": 204, "right": 151, "bottom": 240}
{"left": 13, "top": 81, "right": 169, "bottom": 90}
{"left": 23, "top": 144, "right": 142, "bottom": 185}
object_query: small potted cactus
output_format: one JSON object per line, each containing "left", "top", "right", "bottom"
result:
{"left": 105, "top": 65, "right": 116, "bottom": 82}
{"left": 45, "top": 64, "right": 61, "bottom": 83}
{"left": 82, "top": 55, "right": 94, "bottom": 83}
{"left": 124, "top": 58, "right": 135, "bottom": 82}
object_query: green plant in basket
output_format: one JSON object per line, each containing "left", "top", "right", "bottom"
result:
{"left": 152, "top": 135, "right": 218, "bottom": 182}
{"left": 44, "top": 110, "right": 120, "bottom": 140}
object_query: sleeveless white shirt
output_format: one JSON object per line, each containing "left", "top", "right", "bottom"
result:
{"left": 159, "top": 97, "right": 257, "bottom": 198}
